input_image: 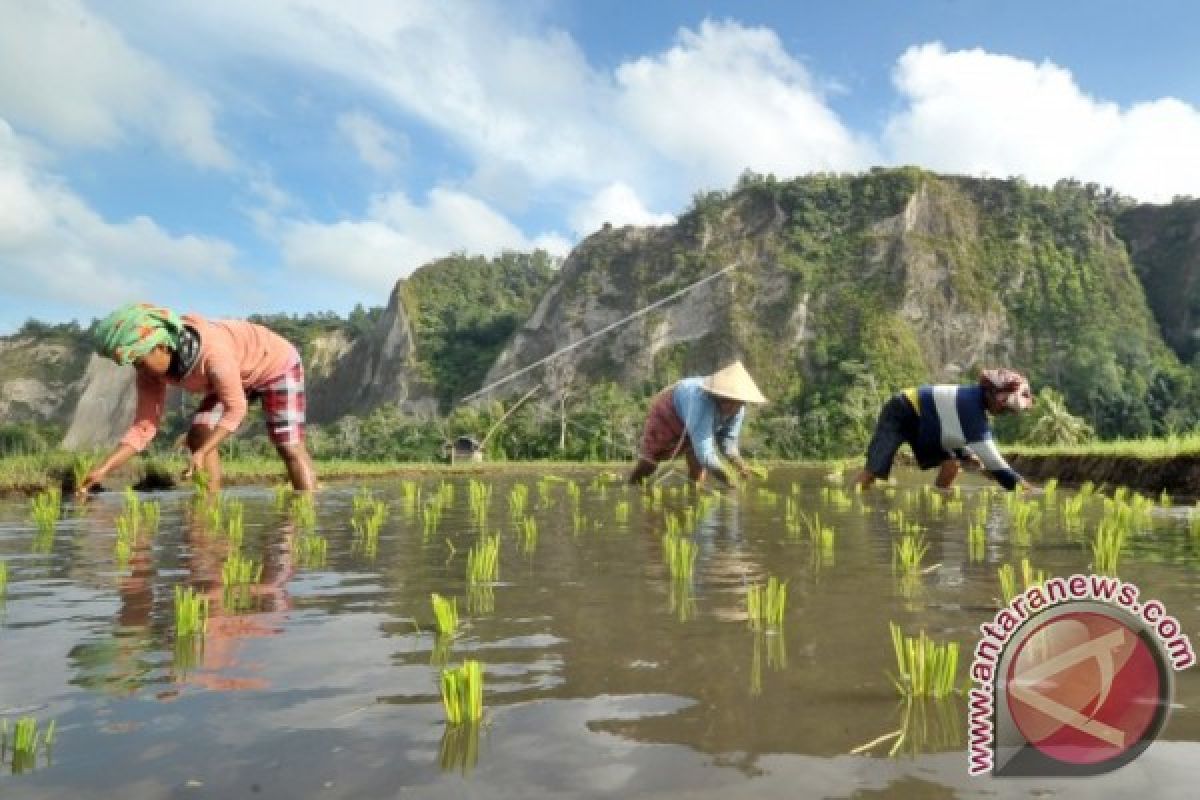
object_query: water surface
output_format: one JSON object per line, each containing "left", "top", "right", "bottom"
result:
{"left": 1, "top": 467, "right": 1198, "bottom": 798}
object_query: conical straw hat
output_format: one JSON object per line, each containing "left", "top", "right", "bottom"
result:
{"left": 703, "top": 360, "right": 767, "bottom": 404}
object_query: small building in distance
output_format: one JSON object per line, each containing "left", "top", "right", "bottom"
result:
{"left": 444, "top": 435, "right": 484, "bottom": 463}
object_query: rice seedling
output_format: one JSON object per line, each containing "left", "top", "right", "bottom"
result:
{"left": 422, "top": 497, "right": 445, "bottom": 539}
{"left": 272, "top": 483, "right": 292, "bottom": 512}
{"left": 613, "top": 500, "right": 630, "bottom": 523}
{"left": 662, "top": 533, "right": 697, "bottom": 581}
{"left": 926, "top": 492, "right": 944, "bottom": 515}
{"left": 352, "top": 499, "right": 386, "bottom": 559}
{"left": 436, "top": 481, "right": 455, "bottom": 506}
{"left": 223, "top": 499, "right": 245, "bottom": 546}
{"left": 821, "top": 487, "right": 853, "bottom": 510}
{"left": 467, "top": 536, "right": 499, "bottom": 584}
{"left": 889, "top": 623, "right": 960, "bottom": 699}
{"left": 192, "top": 468, "right": 211, "bottom": 502}
{"left": 174, "top": 585, "right": 209, "bottom": 638}
{"left": 755, "top": 487, "right": 779, "bottom": 506}
{"left": 203, "top": 493, "right": 225, "bottom": 532}
{"left": 468, "top": 478, "right": 492, "bottom": 511}
{"left": 72, "top": 453, "right": 95, "bottom": 492}
{"left": 1159, "top": 488, "right": 1172, "bottom": 507}
{"left": 290, "top": 493, "right": 317, "bottom": 532}
{"left": 0, "top": 560, "right": 7, "bottom": 599}
{"left": 30, "top": 487, "right": 61, "bottom": 531}
{"left": 997, "top": 563, "right": 1017, "bottom": 606}
{"left": 945, "top": 498, "right": 964, "bottom": 516}
{"left": 5, "top": 716, "right": 55, "bottom": 772}
{"left": 681, "top": 505, "right": 697, "bottom": 530}
{"left": 467, "top": 583, "right": 495, "bottom": 615}
{"left": 431, "top": 593, "right": 459, "bottom": 637}
{"left": 967, "top": 522, "right": 986, "bottom": 563}
{"left": 400, "top": 480, "right": 421, "bottom": 516}
{"left": 508, "top": 484, "right": 529, "bottom": 518}
{"left": 1092, "top": 519, "right": 1126, "bottom": 576}
{"left": 1079, "top": 480, "right": 1095, "bottom": 499}
{"left": 572, "top": 510, "right": 588, "bottom": 535}
{"left": 440, "top": 660, "right": 484, "bottom": 725}
{"left": 663, "top": 553, "right": 697, "bottom": 621}
{"left": 221, "top": 550, "right": 263, "bottom": 591}
{"left": 1062, "top": 492, "right": 1086, "bottom": 525}
{"left": 565, "top": 480, "right": 581, "bottom": 505}
{"left": 537, "top": 479, "right": 554, "bottom": 509}
{"left": 351, "top": 487, "right": 376, "bottom": 515}
{"left": 1190, "top": 504, "right": 1200, "bottom": 539}
{"left": 518, "top": 515, "right": 538, "bottom": 554}
{"left": 746, "top": 575, "right": 787, "bottom": 631}
{"left": 141, "top": 500, "right": 161, "bottom": 532}
{"left": 893, "top": 534, "right": 928, "bottom": 576}
{"left": 295, "top": 533, "right": 328, "bottom": 568}
{"left": 1041, "top": 478, "right": 1059, "bottom": 506}
{"left": 1009, "top": 500, "right": 1040, "bottom": 546}
{"left": 221, "top": 550, "right": 262, "bottom": 611}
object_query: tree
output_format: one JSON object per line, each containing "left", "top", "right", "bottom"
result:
{"left": 1022, "top": 389, "right": 1093, "bottom": 446}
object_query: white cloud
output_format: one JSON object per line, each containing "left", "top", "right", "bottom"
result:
{"left": 0, "top": 0, "right": 233, "bottom": 169}
{"left": 0, "top": 117, "right": 237, "bottom": 310}
{"left": 570, "top": 182, "right": 675, "bottom": 237}
{"left": 615, "top": 19, "right": 876, "bottom": 189}
{"left": 336, "top": 111, "right": 405, "bottom": 173}
{"left": 279, "top": 187, "right": 569, "bottom": 292}
{"left": 884, "top": 43, "right": 1200, "bottom": 202}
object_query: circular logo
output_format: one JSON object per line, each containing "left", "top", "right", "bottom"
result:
{"left": 1005, "top": 610, "right": 1168, "bottom": 767}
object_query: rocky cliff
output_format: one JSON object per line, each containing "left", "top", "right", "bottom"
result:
{"left": 307, "top": 282, "right": 437, "bottom": 422}
{"left": 1116, "top": 199, "right": 1200, "bottom": 362}
{"left": 483, "top": 169, "right": 1180, "bottom": 440}
{"left": 0, "top": 329, "right": 91, "bottom": 424}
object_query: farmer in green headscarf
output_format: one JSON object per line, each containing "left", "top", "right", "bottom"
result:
{"left": 79, "top": 302, "right": 316, "bottom": 494}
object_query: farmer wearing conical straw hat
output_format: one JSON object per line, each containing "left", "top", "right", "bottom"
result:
{"left": 855, "top": 368, "right": 1038, "bottom": 492}
{"left": 78, "top": 302, "right": 317, "bottom": 495}
{"left": 629, "top": 360, "right": 766, "bottom": 487}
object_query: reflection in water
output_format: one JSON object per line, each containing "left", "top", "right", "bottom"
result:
{"left": 175, "top": 506, "right": 293, "bottom": 692}
{"left": 438, "top": 721, "right": 481, "bottom": 774}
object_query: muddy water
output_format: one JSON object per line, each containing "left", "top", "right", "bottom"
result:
{"left": 1, "top": 467, "right": 1199, "bottom": 798}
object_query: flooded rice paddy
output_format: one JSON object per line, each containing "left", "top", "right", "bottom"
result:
{"left": 2, "top": 466, "right": 1199, "bottom": 798}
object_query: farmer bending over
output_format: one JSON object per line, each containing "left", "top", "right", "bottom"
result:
{"left": 629, "top": 360, "right": 766, "bottom": 487}
{"left": 855, "top": 368, "right": 1037, "bottom": 492}
{"left": 78, "top": 303, "right": 316, "bottom": 494}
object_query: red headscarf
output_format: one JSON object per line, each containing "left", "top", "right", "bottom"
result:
{"left": 980, "top": 368, "right": 1034, "bottom": 411}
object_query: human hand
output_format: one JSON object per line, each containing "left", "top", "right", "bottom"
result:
{"left": 182, "top": 448, "right": 206, "bottom": 481}
{"left": 76, "top": 468, "right": 106, "bottom": 499}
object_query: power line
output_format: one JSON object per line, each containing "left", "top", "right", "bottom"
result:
{"left": 458, "top": 262, "right": 740, "bottom": 405}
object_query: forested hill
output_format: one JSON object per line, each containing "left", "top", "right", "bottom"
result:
{"left": 3, "top": 168, "right": 1200, "bottom": 460}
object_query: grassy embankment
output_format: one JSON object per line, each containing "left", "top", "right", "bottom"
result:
{"left": 0, "top": 451, "right": 640, "bottom": 495}
{"left": 4, "top": 437, "right": 1199, "bottom": 495}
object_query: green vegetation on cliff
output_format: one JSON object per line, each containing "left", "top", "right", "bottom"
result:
{"left": 402, "top": 250, "right": 558, "bottom": 408}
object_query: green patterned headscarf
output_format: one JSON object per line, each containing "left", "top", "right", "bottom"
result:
{"left": 94, "top": 303, "right": 184, "bottom": 366}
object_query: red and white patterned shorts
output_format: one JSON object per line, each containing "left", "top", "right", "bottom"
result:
{"left": 192, "top": 361, "right": 307, "bottom": 446}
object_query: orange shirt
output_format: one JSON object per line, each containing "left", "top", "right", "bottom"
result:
{"left": 120, "top": 314, "right": 299, "bottom": 451}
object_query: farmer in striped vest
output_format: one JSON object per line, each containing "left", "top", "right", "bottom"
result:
{"left": 855, "top": 369, "right": 1037, "bottom": 492}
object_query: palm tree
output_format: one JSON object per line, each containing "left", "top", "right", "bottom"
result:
{"left": 1025, "top": 390, "right": 1093, "bottom": 446}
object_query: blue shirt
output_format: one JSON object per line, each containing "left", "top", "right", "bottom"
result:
{"left": 912, "top": 384, "right": 1022, "bottom": 490}
{"left": 672, "top": 377, "right": 745, "bottom": 470}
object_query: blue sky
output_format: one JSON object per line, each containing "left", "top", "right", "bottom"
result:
{"left": 1, "top": 0, "right": 1198, "bottom": 334}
